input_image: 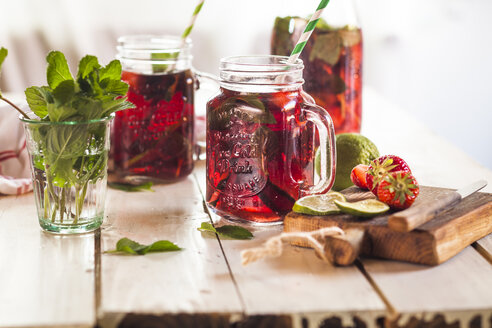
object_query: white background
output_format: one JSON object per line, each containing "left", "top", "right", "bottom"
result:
{"left": 1, "top": 0, "right": 491, "bottom": 169}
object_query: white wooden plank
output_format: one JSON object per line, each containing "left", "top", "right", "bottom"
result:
{"left": 477, "top": 233, "right": 492, "bottom": 253}
{"left": 476, "top": 233, "right": 492, "bottom": 260}
{"left": 0, "top": 194, "right": 95, "bottom": 328}
{"left": 362, "top": 88, "right": 492, "bottom": 193}
{"left": 99, "top": 175, "right": 243, "bottom": 325}
{"left": 209, "top": 220, "right": 386, "bottom": 327}
{"left": 362, "top": 246, "right": 492, "bottom": 326}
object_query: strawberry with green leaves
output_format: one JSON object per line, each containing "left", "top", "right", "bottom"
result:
{"left": 366, "top": 155, "right": 411, "bottom": 195}
{"left": 377, "top": 171, "right": 419, "bottom": 209}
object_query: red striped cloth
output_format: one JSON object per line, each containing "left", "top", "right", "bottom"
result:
{"left": 0, "top": 102, "right": 32, "bottom": 195}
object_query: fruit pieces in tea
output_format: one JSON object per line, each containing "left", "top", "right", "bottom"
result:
{"left": 111, "top": 69, "right": 194, "bottom": 182}
{"left": 206, "top": 89, "right": 315, "bottom": 223}
{"left": 272, "top": 17, "right": 362, "bottom": 134}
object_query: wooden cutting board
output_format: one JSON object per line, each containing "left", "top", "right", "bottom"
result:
{"left": 284, "top": 186, "right": 492, "bottom": 265}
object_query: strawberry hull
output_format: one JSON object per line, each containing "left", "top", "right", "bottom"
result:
{"left": 377, "top": 171, "right": 420, "bottom": 209}
{"left": 366, "top": 155, "right": 412, "bottom": 195}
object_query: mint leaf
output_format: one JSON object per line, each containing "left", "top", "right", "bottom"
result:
{"left": 99, "top": 59, "right": 122, "bottom": 81}
{"left": 53, "top": 80, "right": 76, "bottom": 105}
{"left": 208, "top": 95, "right": 276, "bottom": 130}
{"left": 25, "top": 86, "right": 53, "bottom": 119}
{"left": 77, "top": 55, "right": 100, "bottom": 79}
{"left": 100, "top": 97, "right": 134, "bottom": 117}
{"left": 103, "top": 80, "right": 129, "bottom": 95}
{"left": 271, "top": 17, "right": 298, "bottom": 57}
{"left": 47, "top": 103, "right": 77, "bottom": 122}
{"left": 198, "top": 222, "right": 253, "bottom": 240}
{"left": 309, "top": 32, "right": 341, "bottom": 66}
{"left": 46, "top": 51, "right": 73, "bottom": 89}
{"left": 106, "top": 237, "right": 181, "bottom": 255}
{"left": 71, "top": 96, "right": 102, "bottom": 120}
{"left": 321, "top": 74, "right": 346, "bottom": 94}
{"left": 108, "top": 181, "right": 154, "bottom": 192}
{"left": 252, "top": 125, "right": 279, "bottom": 160}
{"left": 46, "top": 125, "right": 88, "bottom": 160}
{"left": 151, "top": 52, "right": 179, "bottom": 73}
{"left": 0, "top": 47, "right": 7, "bottom": 71}
{"left": 144, "top": 240, "right": 181, "bottom": 253}
{"left": 339, "top": 28, "right": 362, "bottom": 47}
{"left": 216, "top": 225, "right": 254, "bottom": 240}
{"left": 198, "top": 222, "right": 219, "bottom": 234}
{"left": 0, "top": 47, "right": 7, "bottom": 97}
{"left": 315, "top": 17, "right": 333, "bottom": 30}
{"left": 49, "top": 157, "right": 76, "bottom": 187}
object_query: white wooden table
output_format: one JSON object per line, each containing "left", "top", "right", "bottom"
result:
{"left": 1, "top": 88, "right": 491, "bottom": 328}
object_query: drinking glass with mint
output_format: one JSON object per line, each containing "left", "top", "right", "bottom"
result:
{"left": 0, "top": 48, "right": 133, "bottom": 234}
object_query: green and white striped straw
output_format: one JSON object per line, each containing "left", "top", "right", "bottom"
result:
{"left": 181, "top": 0, "right": 205, "bottom": 41}
{"left": 287, "top": 0, "right": 330, "bottom": 64}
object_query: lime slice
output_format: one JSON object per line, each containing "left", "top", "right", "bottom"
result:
{"left": 333, "top": 199, "right": 389, "bottom": 217}
{"left": 293, "top": 191, "right": 347, "bottom": 216}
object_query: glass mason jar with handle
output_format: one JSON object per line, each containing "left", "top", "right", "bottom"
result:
{"left": 112, "top": 35, "right": 206, "bottom": 183}
{"left": 206, "top": 55, "right": 336, "bottom": 225}
{"left": 271, "top": 0, "right": 362, "bottom": 134}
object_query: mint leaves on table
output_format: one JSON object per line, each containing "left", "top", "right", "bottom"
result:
{"left": 198, "top": 222, "right": 254, "bottom": 240}
{"left": 108, "top": 181, "right": 154, "bottom": 192}
{"left": 106, "top": 237, "right": 182, "bottom": 255}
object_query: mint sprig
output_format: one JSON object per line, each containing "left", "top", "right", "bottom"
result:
{"left": 0, "top": 48, "right": 136, "bottom": 225}
{"left": 25, "top": 51, "right": 134, "bottom": 121}
{"left": 198, "top": 222, "right": 254, "bottom": 240}
{"left": 106, "top": 237, "right": 182, "bottom": 255}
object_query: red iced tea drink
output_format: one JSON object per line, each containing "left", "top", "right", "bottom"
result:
{"left": 207, "top": 89, "right": 314, "bottom": 223}
{"left": 111, "top": 35, "right": 195, "bottom": 182}
{"left": 206, "top": 56, "right": 336, "bottom": 224}
{"left": 112, "top": 70, "right": 194, "bottom": 182}
{"left": 272, "top": 17, "right": 362, "bottom": 134}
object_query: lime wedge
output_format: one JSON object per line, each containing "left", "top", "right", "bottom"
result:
{"left": 333, "top": 199, "right": 389, "bottom": 217}
{"left": 293, "top": 191, "right": 347, "bottom": 216}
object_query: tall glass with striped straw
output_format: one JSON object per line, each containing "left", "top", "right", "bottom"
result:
{"left": 272, "top": 0, "right": 363, "bottom": 134}
{"left": 287, "top": 0, "right": 330, "bottom": 64}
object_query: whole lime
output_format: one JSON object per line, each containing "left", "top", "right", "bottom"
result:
{"left": 316, "top": 133, "right": 379, "bottom": 191}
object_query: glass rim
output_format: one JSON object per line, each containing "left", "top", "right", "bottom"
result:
{"left": 20, "top": 112, "right": 115, "bottom": 126}
{"left": 220, "top": 55, "right": 303, "bottom": 71}
{"left": 117, "top": 34, "right": 192, "bottom": 52}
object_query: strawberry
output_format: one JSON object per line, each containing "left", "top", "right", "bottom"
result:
{"left": 376, "top": 171, "right": 419, "bottom": 210}
{"left": 350, "top": 164, "right": 370, "bottom": 189}
{"left": 366, "top": 155, "right": 411, "bottom": 195}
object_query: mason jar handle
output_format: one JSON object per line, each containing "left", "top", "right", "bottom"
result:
{"left": 194, "top": 70, "right": 220, "bottom": 89}
{"left": 301, "top": 102, "right": 336, "bottom": 196}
